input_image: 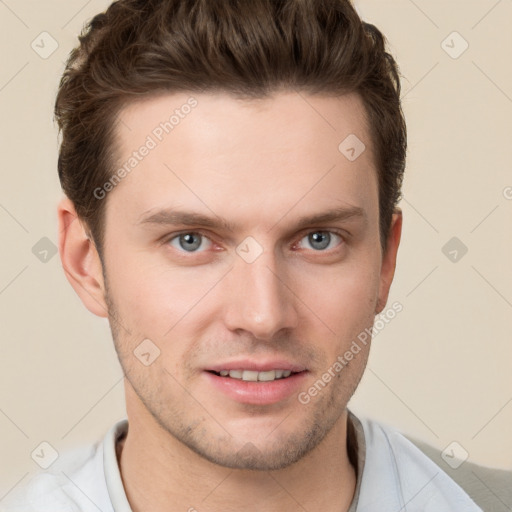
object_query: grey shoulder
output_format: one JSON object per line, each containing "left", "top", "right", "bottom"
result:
{"left": 404, "top": 434, "right": 512, "bottom": 512}
{"left": 0, "top": 472, "right": 78, "bottom": 512}
{"left": 0, "top": 442, "right": 103, "bottom": 512}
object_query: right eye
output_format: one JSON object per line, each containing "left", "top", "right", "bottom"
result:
{"left": 167, "top": 232, "right": 214, "bottom": 253}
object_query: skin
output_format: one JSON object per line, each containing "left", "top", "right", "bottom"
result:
{"left": 58, "top": 90, "right": 402, "bottom": 512}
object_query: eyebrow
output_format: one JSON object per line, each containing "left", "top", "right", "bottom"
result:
{"left": 137, "top": 205, "right": 366, "bottom": 233}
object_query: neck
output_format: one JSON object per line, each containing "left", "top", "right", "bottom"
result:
{"left": 117, "top": 399, "right": 356, "bottom": 512}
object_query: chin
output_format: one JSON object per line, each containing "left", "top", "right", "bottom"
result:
{"left": 182, "top": 421, "right": 328, "bottom": 471}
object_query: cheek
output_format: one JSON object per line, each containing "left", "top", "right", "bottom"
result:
{"left": 303, "top": 244, "right": 380, "bottom": 291}
{"left": 106, "top": 256, "right": 223, "bottom": 338}
{"left": 293, "top": 256, "right": 380, "bottom": 341}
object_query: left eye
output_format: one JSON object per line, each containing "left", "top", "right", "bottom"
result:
{"left": 168, "top": 232, "right": 212, "bottom": 252}
{"left": 298, "top": 231, "right": 342, "bottom": 251}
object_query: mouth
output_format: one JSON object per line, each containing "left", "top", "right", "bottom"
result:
{"left": 206, "top": 369, "right": 305, "bottom": 382}
{"left": 204, "top": 365, "right": 309, "bottom": 405}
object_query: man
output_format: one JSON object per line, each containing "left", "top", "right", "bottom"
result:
{"left": 0, "top": 0, "right": 489, "bottom": 511}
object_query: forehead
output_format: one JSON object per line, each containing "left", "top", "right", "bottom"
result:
{"left": 116, "top": 90, "right": 372, "bottom": 154}
{"left": 108, "top": 90, "right": 378, "bottom": 230}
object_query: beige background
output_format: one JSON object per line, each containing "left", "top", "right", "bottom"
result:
{"left": 1, "top": 0, "right": 511, "bottom": 499}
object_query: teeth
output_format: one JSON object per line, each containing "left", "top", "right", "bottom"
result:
{"left": 257, "top": 370, "right": 276, "bottom": 381}
{"left": 218, "top": 369, "right": 296, "bottom": 381}
{"left": 242, "top": 370, "right": 259, "bottom": 382}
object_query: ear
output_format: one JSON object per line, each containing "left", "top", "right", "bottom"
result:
{"left": 57, "top": 197, "right": 108, "bottom": 318}
{"left": 376, "top": 209, "right": 402, "bottom": 314}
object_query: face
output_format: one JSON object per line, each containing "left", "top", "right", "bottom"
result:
{"left": 94, "top": 91, "right": 398, "bottom": 471}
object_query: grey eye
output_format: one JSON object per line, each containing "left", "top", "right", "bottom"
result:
{"left": 301, "top": 231, "right": 341, "bottom": 251}
{"left": 169, "top": 233, "right": 211, "bottom": 252}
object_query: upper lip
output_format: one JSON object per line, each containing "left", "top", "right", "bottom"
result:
{"left": 206, "top": 360, "right": 307, "bottom": 373}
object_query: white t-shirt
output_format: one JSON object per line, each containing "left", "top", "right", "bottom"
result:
{"left": 0, "top": 410, "right": 483, "bottom": 511}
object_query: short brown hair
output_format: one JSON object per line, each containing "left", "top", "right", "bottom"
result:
{"left": 55, "top": 0, "right": 406, "bottom": 259}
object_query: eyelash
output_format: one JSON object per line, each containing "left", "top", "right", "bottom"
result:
{"left": 162, "top": 229, "right": 346, "bottom": 255}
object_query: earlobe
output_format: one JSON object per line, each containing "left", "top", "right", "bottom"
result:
{"left": 57, "top": 197, "right": 109, "bottom": 318}
{"left": 376, "top": 209, "right": 402, "bottom": 314}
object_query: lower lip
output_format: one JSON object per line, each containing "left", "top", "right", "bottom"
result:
{"left": 203, "top": 371, "right": 309, "bottom": 405}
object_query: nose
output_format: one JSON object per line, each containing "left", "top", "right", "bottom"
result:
{"left": 223, "top": 249, "right": 299, "bottom": 341}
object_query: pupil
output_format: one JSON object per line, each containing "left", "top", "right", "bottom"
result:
{"left": 309, "top": 231, "right": 330, "bottom": 250}
{"left": 180, "top": 233, "right": 201, "bottom": 251}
